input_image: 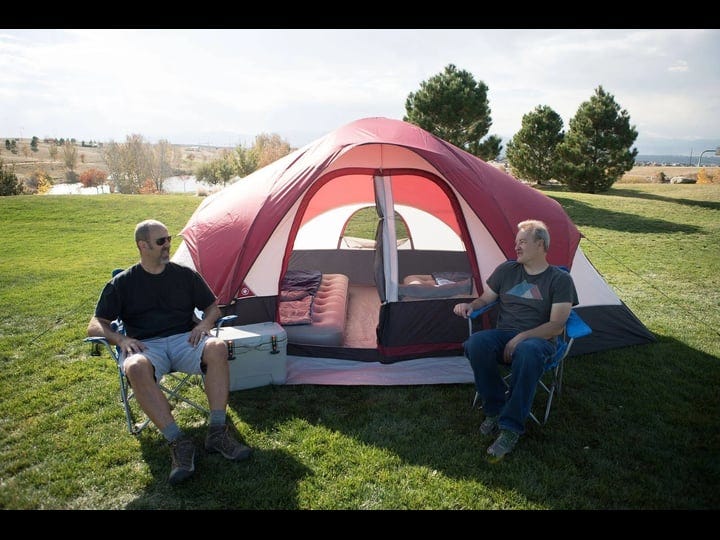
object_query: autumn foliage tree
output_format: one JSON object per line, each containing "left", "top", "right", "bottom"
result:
{"left": 198, "top": 133, "right": 293, "bottom": 185}
{"left": 80, "top": 168, "right": 109, "bottom": 192}
{"left": 102, "top": 134, "right": 151, "bottom": 194}
{"left": 62, "top": 141, "right": 79, "bottom": 183}
{"left": 25, "top": 169, "right": 53, "bottom": 194}
{"left": 147, "top": 139, "right": 180, "bottom": 192}
{"left": 252, "top": 133, "right": 293, "bottom": 169}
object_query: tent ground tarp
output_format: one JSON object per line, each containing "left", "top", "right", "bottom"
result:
{"left": 285, "top": 355, "right": 473, "bottom": 385}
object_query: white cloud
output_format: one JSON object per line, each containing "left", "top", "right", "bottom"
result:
{"left": 1, "top": 28, "right": 718, "bottom": 154}
{"left": 668, "top": 60, "right": 689, "bottom": 73}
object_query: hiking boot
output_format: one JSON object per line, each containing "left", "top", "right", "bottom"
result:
{"left": 487, "top": 429, "right": 520, "bottom": 462}
{"left": 168, "top": 436, "right": 195, "bottom": 485}
{"left": 205, "top": 424, "right": 253, "bottom": 461}
{"left": 479, "top": 415, "right": 499, "bottom": 437}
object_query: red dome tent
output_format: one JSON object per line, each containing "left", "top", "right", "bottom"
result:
{"left": 174, "top": 117, "right": 654, "bottom": 384}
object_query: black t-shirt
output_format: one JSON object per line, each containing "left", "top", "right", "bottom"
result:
{"left": 487, "top": 261, "right": 579, "bottom": 333}
{"left": 94, "top": 262, "right": 217, "bottom": 340}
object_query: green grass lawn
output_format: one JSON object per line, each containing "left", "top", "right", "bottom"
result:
{"left": 0, "top": 185, "right": 718, "bottom": 510}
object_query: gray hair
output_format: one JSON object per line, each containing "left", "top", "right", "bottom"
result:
{"left": 517, "top": 219, "right": 550, "bottom": 251}
{"left": 134, "top": 219, "right": 167, "bottom": 243}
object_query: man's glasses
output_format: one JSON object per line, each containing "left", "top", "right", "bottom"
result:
{"left": 153, "top": 235, "right": 172, "bottom": 246}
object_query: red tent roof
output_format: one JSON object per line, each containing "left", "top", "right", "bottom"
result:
{"left": 180, "top": 117, "right": 581, "bottom": 303}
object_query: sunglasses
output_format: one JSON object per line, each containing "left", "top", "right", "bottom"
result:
{"left": 152, "top": 235, "right": 172, "bottom": 246}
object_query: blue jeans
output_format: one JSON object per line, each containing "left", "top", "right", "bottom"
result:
{"left": 464, "top": 329, "right": 556, "bottom": 435}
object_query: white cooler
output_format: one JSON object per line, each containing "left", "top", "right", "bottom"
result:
{"left": 216, "top": 322, "right": 288, "bottom": 391}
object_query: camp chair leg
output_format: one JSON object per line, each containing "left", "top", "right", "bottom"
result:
{"left": 556, "top": 359, "right": 565, "bottom": 396}
{"left": 159, "top": 373, "right": 209, "bottom": 415}
{"left": 117, "top": 362, "right": 140, "bottom": 435}
{"left": 120, "top": 374, "right": 207, "bottom": 437}
{"left": 471, "top": 366, "right": 561, "bottom": 427}
{"left": 114, "top": 353, "right": 207, "bottom": 436}
{"left": 539, "top": 384, "right": 555, "bottom": 426}
{"left": 119, "top": 371, "right": 153, "bottom": 436}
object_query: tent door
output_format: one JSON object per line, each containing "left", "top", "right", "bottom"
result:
{"left": 373, "top": 174, "right": 399, "bottom": 303}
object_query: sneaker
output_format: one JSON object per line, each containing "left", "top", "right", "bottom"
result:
{"left": 168, "top": 436, "right": 195, "bottom": 485}
{"left": 479, "top": 415, "right": 499, "bottom": 437}
{"left": 205, "top": 424, "right": 253, "bottom": 461}
{"left": 487, "top": 429, "right": 520, "bottom": 462}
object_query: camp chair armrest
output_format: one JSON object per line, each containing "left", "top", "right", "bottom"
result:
{"left": 467, "top": 300, "right": 499, "bottom": 336}
{"left": 566, "top": 310, "right": 592, "bottom": 339}
{"left": 214, "top": 314, "right": 238, "bottom": 336}
{"left": 84, "top": 336, "right": 110, "bottom": 345}
{"left": 84, "top": 313, "right": 237, "bottom": 346}
{"left": 469, "top": 300, "right": 499, "bottom": 320}
{"left": 84, "top": 336, "right": 115, "bottom": 358}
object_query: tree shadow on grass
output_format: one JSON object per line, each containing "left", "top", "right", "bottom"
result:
{"left": 547, "top": 196, "right": 701, "bottom": 234}
{"left": 225, "top": 338, "right": 719, "bottom": 509}
{"left": 604, "top": 187, "right": 720, "bottom": 212}
{"left": 539, "top": 184, "right": 720, "bottom": 213}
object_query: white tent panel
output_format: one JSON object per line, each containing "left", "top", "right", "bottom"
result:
{"left": 172, "top": 240, "right": 196, "bottom": 270}
{"left": 571, "top": 248, "right": 623, "bottom": 307}
{"left": 326, "top": 143, "right": 444, "bottom": 176}
{"left": 244, "top": 197, "right": 303, "bottom": 296}
{"left": 457, "top": 197, "right": 507, "bottom": 280}
{"left": 395, "top": 205, "right": 464, "bottom": 250}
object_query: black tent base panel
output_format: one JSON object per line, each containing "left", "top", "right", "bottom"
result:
{"left": 287, "top": 302, "right": 654, "bottom": 363}
{"left": 571, "top": 303, "right": 656, "bottom": 356}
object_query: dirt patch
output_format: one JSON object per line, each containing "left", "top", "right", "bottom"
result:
{"left": 621, "top": 165, "right": 719, "bottom": 184}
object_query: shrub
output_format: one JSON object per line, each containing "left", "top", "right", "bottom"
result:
{"left": 139, "top": 178, "right": 159, "bottom": 194}
{"left": 651, "top": 171, "right": 668, "bottom": 183}
{"left": 697, "top": 168, "right": 715, "bottom": 184}
{"left": 24, "top": 169, "right": 53, "bottom": 194}
{"left": 0, "top": 159, "right": 23, "bottom": 196}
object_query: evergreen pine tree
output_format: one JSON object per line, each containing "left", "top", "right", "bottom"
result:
{"left": 555, "top": 86, "right": 638, "bottom": 193}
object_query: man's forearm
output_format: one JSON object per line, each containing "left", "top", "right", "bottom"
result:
{"left": 87, "top": 317, "right": 122, "bottom": 345}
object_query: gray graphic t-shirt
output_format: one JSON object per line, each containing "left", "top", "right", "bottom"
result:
{"left": 486, "top": 261, "right": 578, "bottom": 333}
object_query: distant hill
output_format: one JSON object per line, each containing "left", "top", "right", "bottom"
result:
{"left": 0, "top": 139, "right": 224, "bottom": 183}
{"left": 3, "top": 137, "right": 718, "bottom": 187}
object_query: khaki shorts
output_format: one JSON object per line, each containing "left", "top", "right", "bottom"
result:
{"left": 122, "top": 331, "right": 209, "bottom": 382}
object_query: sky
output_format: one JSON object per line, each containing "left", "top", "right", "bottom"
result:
{"left": 1, "top": 28, "right": 719, "bottom": 156}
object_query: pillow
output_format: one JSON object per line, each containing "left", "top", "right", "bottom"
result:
{"left": 432, "top": 271, "right": 472, "bottom": 285}
{"left": 278, "top": 295, "right": 314, "bottom": 325}
{"left": 279, "top": 289, "right": 309, "bottom": 302}
{"left": 398, "top": 278, "right": 472, "bottom": 299}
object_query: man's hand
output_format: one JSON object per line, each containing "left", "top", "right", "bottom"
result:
{"left": 453, "top": 302, "right": 473, "bottom": 318}
{"left": 503, "top": 334, "right": 525, "bottom": 363}
{"left": 189, "top": 325, "right": 212, "bottom": 348}
{"left": 118, "top": 335, "right": 147, "bottom": 357}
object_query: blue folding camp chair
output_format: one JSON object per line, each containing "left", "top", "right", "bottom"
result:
{"left": 467, "top": 300, "right": 592, "bottom": 426}
{"left": 85, "top": 269, "right": 237, "bottom": 436}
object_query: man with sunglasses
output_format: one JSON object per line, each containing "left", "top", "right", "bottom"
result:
{"left": 88, "top": 219, "right": 252, "bottom": 485}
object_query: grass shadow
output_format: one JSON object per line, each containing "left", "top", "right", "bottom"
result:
{"left": 125, "top": 421, "right": 311, "bottom": 509}
{"left": 539, "top": 184, "right": 720, "bottom": 212}
{"left": 605, "top": 187, "right": 720, "bottom": 211}
{"left": 546, "top": 196, "right": 701, "bottom": 234}
{"left": 227, "top": 338, "right": 719, "bottom": 509}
